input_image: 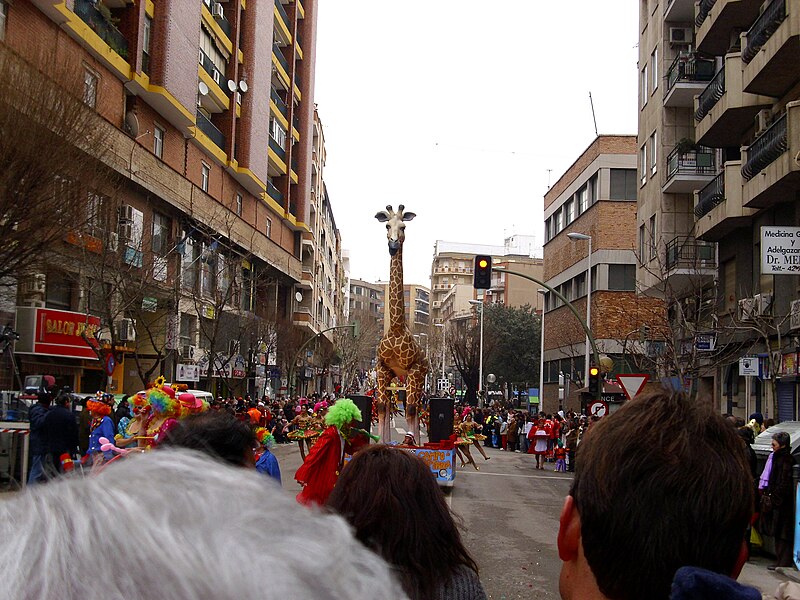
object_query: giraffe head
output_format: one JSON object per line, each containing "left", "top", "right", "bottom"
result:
{"left": 375, "top": 204, "right": 416, "bottom": 256}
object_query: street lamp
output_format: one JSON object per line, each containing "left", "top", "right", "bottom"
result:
{"left": 435, "top": 322, "right": 446, "bottom": 390}
{"left": 567, "top": 232, "right": 592, "bottom": 386}
{"left": 469, "top": 299, "right": 485, "bottom": 407}
{"left": 418, "top": 332, "right": 429, "bottom": 391}
{"left": 537, "top": 289, "right": 547, "bottom": 412}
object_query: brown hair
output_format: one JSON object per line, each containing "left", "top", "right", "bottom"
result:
{"left": 571, "top": 390, "right": 753, "bottom": 600}
{"left": 327, "top": 445, "right": 478, "bottom": 600}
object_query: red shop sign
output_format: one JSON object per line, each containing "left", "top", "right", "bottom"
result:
{"left": 16, "top": 307, "right": 101, "bottom": 360}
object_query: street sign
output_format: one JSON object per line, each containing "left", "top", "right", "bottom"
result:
{"left": 437, "top": 378, "right": 449, "bottom": 390}
{"left": 587, "top": 400, "right": 608, "bottom": 417}
{"left": 616, "top": 374, "right": 649, "bottom": 401}
{"left": 739, "top": 356, "right": 759, "bottom": 376}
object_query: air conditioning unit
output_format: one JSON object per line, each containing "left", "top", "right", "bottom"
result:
{"left": 115, "top": 318, "right": 136, "bottom": 342}
{"left": 755, "top": 109, "right": 772, "bottom": 136}
{"left": 118, "top": 204, "right": 134, "bottom": 224}
{"left": 212, "top": 2, "right": 224, "bottom": 19}
{"left": 669, "top": 27, "right": 693, "bottom": 46}
{"left": 738, "top": 297, "right": 755, "bottom": 322}
{"left": 181, "top": 344, "right": 197, "bottom": 360}
{"left": 108, "top": 232, "right": 119, "bottom": 253}
{"left": 20, "top": 274, "right": 46, "bottom": 296}
{"left": 118, "top": 204, "right": 134, "bottom": 241}
{"left": 791, "top": 299, "right": 800, "bottom": 330}
{"left": 754, "top": 293, "right": 773, "bottom": 316}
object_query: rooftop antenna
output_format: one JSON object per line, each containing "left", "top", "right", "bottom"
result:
{"left": 589, "top": 91, "right": 599, "bottom": 137}
{"left": 546, "top": 169, "right": 553, "bottom": 189}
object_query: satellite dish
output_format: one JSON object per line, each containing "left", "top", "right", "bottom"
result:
{"left": 198, "top": 81, "right": 209, "bottom": 96}
{"left": 295, "top": 291, "right": 303, "bottom": 302}
{"left": 124, "top": 112, "right": 140, "bottom": 137}
{"left": 227, "top": 79, "right": 237, "bottom": 93}
{"left": 238, "top": 80, "right": 248, "bottom": 93}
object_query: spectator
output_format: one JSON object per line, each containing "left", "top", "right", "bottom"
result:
{"left": 112, "top": 397, "right": 130, "bottom": 429}
{"left": 558, "top": 390, "right": 755, "bottom": 600}
{"left": 255, "top": 429, "right": 281, "bottom": 484}
{"left": 328, "top": 445, "right": 487, "bottom": 600}
{"left": 761, "top": 431, "right": 796, "bottom": 570}
{"left": 499, "top": 417, "right": 508, "bottom": 450}
{"left": 27, "top": 389, "right": 53, "bottom": 484}
{"left": 0, "top": 450, "right": 409, "bottom": 600}
{"left": 507, "top": 414, "right": 519, "bottom": 452}
{"left": 160, "top": 411, "right": 257, "bottom": 467}
{"left": 42, "top": 391, "right": 79, "bottom": 476}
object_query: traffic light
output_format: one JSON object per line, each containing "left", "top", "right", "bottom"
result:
{"left": 588, "top": 365, "right": 600, "bottom": 397}
{"left": 473, "top": 255, "right": 492, "bottom": 289}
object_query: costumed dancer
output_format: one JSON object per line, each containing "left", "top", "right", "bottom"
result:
{"left": 294, "top": 398, "right": 378, "bottom": 506}
{"left": 288, "top": 406, "right": 320, "bottom": 460}
{"left": 254, "top": 427, "right": 281, "bottom": 484}
{"left": 115, "top": 391, "right": 149, "bottom": 449}
{"left": 86, "top": 393, "right": 116, "bottom": 472}
{"left": 142, "top": 377, "right": 197, "bottom": 448}
{"left": 453, "top": 409, "right": 480, "bottom": 471}
{"left": 527, "top": 416, "right": 549, "bottom": 470}
{"left": 461, "top": 408, "right": 490, "bottom": 461}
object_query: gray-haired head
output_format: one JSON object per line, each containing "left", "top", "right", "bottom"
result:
{"left": 374, "top": 204, "right": 416, "bottom": 256}
{"left": 0, "top": 449, "right": 408, "bottom": 600}
{"left": 773, "top": 430, "right": 791, "bottom": 449}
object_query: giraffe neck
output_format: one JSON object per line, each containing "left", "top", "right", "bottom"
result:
{"left": 389, "top": 245, "right": 406, "bottom": 334}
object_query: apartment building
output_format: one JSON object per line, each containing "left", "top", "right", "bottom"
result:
{"left": 3, "top": 0, "right": 321, "bottom": 395}
{"left": 639, "top": 0, "right": 800, "bottom": 418}
{"left": 378, "top": 283, "right": 430, "bottom": 336}
{"left": 542, "top": 135, "right": 662, "bottom": 414}
{"left": 349, "top": 279, "right": 384, "bottom": 331}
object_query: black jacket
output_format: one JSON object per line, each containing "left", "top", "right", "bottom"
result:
{"left": 28, "top": 402, "right": 50, "bottom": 455}
{"left": 43, "top": 405, "right": 79, "bottom": 456}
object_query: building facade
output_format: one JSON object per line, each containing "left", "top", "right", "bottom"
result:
{"left": 638, "top": 0, "right": 800, "bottom": 419}
{"left": 4, "top": 0, "right": 324, "bottom": 396}
{"left": 543, "top": 135, "right": 663, "bottom": 414}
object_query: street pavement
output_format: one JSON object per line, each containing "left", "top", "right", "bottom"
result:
{"left": 272, "top": 435, "right": 799, "bottom": 599}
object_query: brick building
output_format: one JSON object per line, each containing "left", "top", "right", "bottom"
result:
{"left": 542, "top": 135, "right": 663, "bottom": 414}
{"left": 2, "top": 0, "right": 337, "bottom": 396}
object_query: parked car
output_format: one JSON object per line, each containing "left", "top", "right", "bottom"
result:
{"left": 752, "top": 421, "right": 800, "bottom": 471}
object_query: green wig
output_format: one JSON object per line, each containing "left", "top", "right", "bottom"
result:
{"left": 325, "top": 398, "right": 362, "bottom": 430}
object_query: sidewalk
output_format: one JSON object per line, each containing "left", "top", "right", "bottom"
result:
{"left": 738, "top": 553, "right": 800, "bottom": 598}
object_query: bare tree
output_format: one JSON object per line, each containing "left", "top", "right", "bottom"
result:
{"left": 335, "top": 308, "right": 382, "bottom": 393}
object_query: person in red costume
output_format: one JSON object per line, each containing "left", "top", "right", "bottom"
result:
{"left": 295, "top": 398, "right": 376, "bottom": 506}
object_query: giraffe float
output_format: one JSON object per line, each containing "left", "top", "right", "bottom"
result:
{"left": 374, "top": 205, "right": 430, "bottom": 444}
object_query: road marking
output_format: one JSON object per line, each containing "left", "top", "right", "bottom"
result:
{"left": 457, "top": 471, "right": 573, "bottom": 481}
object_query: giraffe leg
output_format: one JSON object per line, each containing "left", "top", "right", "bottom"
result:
{"left": 375, "top": 362, "right": 394, "bottom": 444}
{"left": 405, "top": 362, "right": 427, "bottom": 443}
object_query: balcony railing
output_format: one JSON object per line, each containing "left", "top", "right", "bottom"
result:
{"left": 293, "top": 114, "right": 300, "bottom": 131}
{"left": 742, "top": 112, "right": 788, "bottom": 180}
{"left": 289, "top": 201, "right": 298, "bottom": 216}
{"left": 199, "top": 50, "right": 225, "bottom": 88}
{"left": 666, "top": 53, "right": 716, "bottom": 91}
{"left": 695, "top": 172, "right": 725, "bottom": 218}
{"left": 666, "top": 145, "right": 717, "bottom": 180}
{"left": 73, "top": 0, "right": 129, "bottom": 60}
{"left": 695, "top": 66, "right": 725, "bottom": 121}
{"left": 267, "top": 179, "right": 283, "bottom": 203}
{"left": 295, "top": 69, "right": 302, "bottom": 88}
{"left": 273, "top": 43, "right": 290, "bottom": 74}
{"left": 141, "top": 51, "right": 150, "bottom": 75}
{"left": 269, "top": 135, "right": 286, "bottom": 160}
{"left": 291, "top": 153, "right": 298, "bottom": 173}
{"left": 196, "top": 111, "right": 225, "bottom": 150}
{"left": 665, "top": 236, "right": 717, "bottom": 271}
{"left": 275, "top": 0, "right": 291, "bottom": 31}
{"left": 695, "top": 0, "right": 717, "bottom": 27}
{"left": 743, "top": 0, "right": 786, "bottom": 63}
{"left": 270, "top": 87, "right": 288, "bottom": 118}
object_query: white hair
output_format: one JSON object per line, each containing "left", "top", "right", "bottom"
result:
{"left": 0, "top": 449, "right": 409, "bottom": 600}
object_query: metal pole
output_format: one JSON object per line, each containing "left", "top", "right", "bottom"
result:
{"left": 441, "top": 324, "right": 446, "bottom": 382}
{"left": 539, "top": 295, "right": 545, "bottom": 412}
{"left": 478, "top": 303, "right": 484, "bottom": 408}
{"left": 585, "top": 236, "right": 592, "bottom": 384}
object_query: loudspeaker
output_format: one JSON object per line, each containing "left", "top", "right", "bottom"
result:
{"left": 348, "top": 395, "right": 373, "bottom": 432}
{"left": 428, "top": 397, "right": 454, "bottom": 443}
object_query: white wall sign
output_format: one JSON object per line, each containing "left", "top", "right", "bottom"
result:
{"left": 739, "top": 357, "right": 759, "bottom": 377}
{"left": 176, "top": 363, "right": 200, "bottom": 382}
{"left": 761, "top": 226, "right": 800, "bottom": 274}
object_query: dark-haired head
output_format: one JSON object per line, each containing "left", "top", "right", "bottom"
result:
{"left": 159, "top": 411, "right": 256, "bottom": 467}
{"left": 561, "top": 389, "right": 753, "bottom": 600}
{"left": 327, "top": 445, "right": 478, "bottom": 600}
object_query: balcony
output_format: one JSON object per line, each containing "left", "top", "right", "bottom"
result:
{"left": 267, "top": 179, "right": 283, "bottom": 204}
{"left": 662, "top": 144, "right": 717, "bottom": 194}
{"left": 73, "top": 0, "right": 129, "bottom": 60}
{"left": 664, "top": 237, "right": 717, "bottom": 294}
{"left": 202, "top": 0, "right": 232, "bottom": 41}
{"left": 664, "top": 53, "right": 717, "bottom": 108}
{"left": 269, "top": 135, "right": 286, "bottom": 161}
{"left": 270, "top": 87, "right": 288, "bottom": 119}
{"left": 195, "top": 111, "right": 226, "bottom": 151}
{"left": 742, "top": 0, "right": 800, "bottom": 97}
{"left": 742, "top": 103, "right": 800, "bottom": 208}
{"left": 697, "top": 0, "right": 763, "bottom": 55}
{"left": 274, "top": 0, "right": 292, "bottom": 38}
{"left": 297, "top": 269, "right": 313, "bottom": 290}
{"left": 273, "top": 43, "right": 290, "bottom": 75}
{"left": 695, "top": 160, "right": 756, "bottom": 241}
{"left": 665, "top": 0, "right": 696, "bottom": 22}
{"left": 695, "top": 52, "right": 773, "bottom": 147}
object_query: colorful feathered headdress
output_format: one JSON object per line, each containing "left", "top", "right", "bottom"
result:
{"left": 255, "top": 427, "right": 275, "bottom": 449}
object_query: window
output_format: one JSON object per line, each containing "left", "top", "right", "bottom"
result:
{"left": 46, "top": 273, "right": 73, "bottom": 310}
{"left": 609, "top": 169, "right": 637, "bottom": 200}
{"left": 609, "top": 264, "right": 636, "bottom": 291}
{"left": 200, "top": 31, "right": 226, "bottom": 75}
{"left": 565, "top": 199, "right": 574, "bottom": 225}
{"left": 0, "top": 1, "right": 7, "bottom": 42}
{"left": 649, "top": 214, "right": 657, "bottom": 260}
{"left": 235, "top": 193, "right": 243, "bottom": 216}
{"left": 588, "top": 174, "right": 598, "bottom": 204}
{"left": 270, "top": 119, "right": 286, "bottom": 147}
{"left": 639, "top": 144, "right": 647, "bottom": 185}
{"left": 650, "top": 47, "right": 658, "bottom": 94}
{"left": 153, "top": 125, "right": 165, "bottom": 159}
{"left": 265, "top": 217, "right": 272, "bottom": 238}
{"left": 577, "top": 186, "right": 588, "bottom": 215}
{"left": 152, "top": 212, "right": 169, "bottom": 255}
{"left": 554, "top": 209, "right": 562, "bottom": 234}
{"left": 640, "top": 64, "right": 648, "bottom": 109}
{"left": 83, "top": 68, "right": 98, "bottom": 108}
{"left": 200, "top": 243, "right": 216, "bottom": 298}
{"left": 575, "top": 272, "right": 586, "bottom": 298}
{"left": 241, "top": 265, "right": 253, "bottom": 312}
{"left": 544, "top": 217, "right": 551, "bottom": 243}
{"left": 201, "top": 163, "right": 210, "bottom": 192}
{"left": 86, "top": 192, "right": 105, "bottom": 234}
{"left": 142, "top": 16, "right": 152, "bottom": 74}
{"left": 639, "top": 224, "right": 646, "bottom": 263}
{"left": 179, "top": 313, "right": 196, "bottom": 349}
{"left": 181, "top": 236, "right": 198, "bottom": 291}
{"left": 649, "top": 131, "right": 657, "bottom": 175}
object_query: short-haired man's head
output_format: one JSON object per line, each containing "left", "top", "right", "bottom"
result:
{"left": 571, "top": 390, "right": 753, "bottom": 600}
{"left": 159, "top": 411, "right": 256, "bottom": 467}
{"left": 773, "top": 430, "right": 790, "bottom": 449}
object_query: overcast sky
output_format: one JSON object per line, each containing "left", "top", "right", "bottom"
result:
{"left": 314, "top": 1, "right": 639, "bottom": 286}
